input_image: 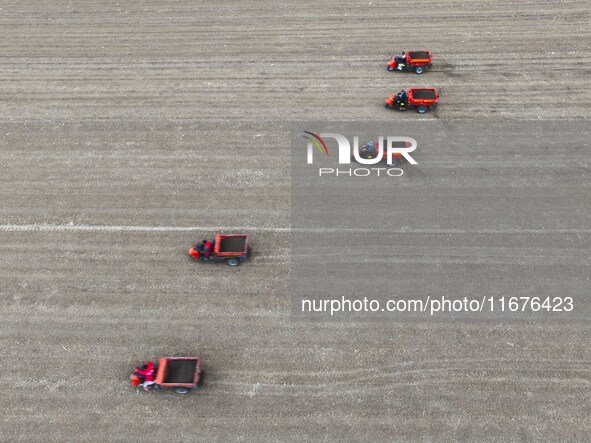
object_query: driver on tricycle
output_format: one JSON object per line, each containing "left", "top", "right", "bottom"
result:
{"left": 132, "top": 361, "right": 156, "bottom": 392}
{"left": 393, "top": 52, "right": 406, "bottom": 70}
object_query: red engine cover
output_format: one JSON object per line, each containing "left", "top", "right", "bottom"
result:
{"left": 188, "top": 247, "right": 200, "bottom": 260}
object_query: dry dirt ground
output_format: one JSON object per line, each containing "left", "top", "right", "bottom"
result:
{"left": 0, "top": 1, "right": 590, "bottom": 441}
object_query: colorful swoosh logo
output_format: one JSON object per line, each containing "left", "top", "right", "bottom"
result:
{"left": 302, "top": 131, "right": 328, "bottom": 155}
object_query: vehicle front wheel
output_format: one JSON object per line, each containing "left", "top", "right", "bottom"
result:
{"left": 226, "top": 258, "right": 240, "bottom": 266}
{"left": 387, "top": 65, "right": 394, "bottom": 72}
{"left": 417, "top": 105, "right": 428, "bottom": 114}
{"left": 414, "top": 66, "right": 425, "bottom": 74}
{"left": 175, "top": 387, "right": 191, "bottom": 394}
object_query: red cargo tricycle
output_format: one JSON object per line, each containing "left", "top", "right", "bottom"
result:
{"left": 385, "top": 88, "right": 438, "bottom": 114}
{"left": 130, "top": 357, "right": 202, "bottom": 394}
{"left": 387, "top": 51, "right": 433, "bottom": 74}
{"left": 189, "top": 233, "right": 250, "bottom": 266}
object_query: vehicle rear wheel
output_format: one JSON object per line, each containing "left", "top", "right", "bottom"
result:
{"left": 387, "top": 65, "right": 394, "bottom": 72}
{"left": 414, "top": 66, "right": 425, "bottom": 74}
{"left": 417, "top": 105, "right": 428, "bottom": 114}
{"left": 175, "top": 387, "right": 191, "bottom": 394}
{"left": 226, "top": 258, "right": 240, "bottom": 266}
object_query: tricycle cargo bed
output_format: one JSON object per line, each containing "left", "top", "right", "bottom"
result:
{"left": 411, "top": 89, "right": 436, "bottom": 100}
{"left": 163, "top": 359, "right": 196, "bottom": 384}
{"left": 408, "top": 51, "right": 430, "bottom": 60}
{"left": 217, "top": 235, "right": 247, "bottom": 253}
{"left": 156, "top": 357, "right": 200, "bottom": 386}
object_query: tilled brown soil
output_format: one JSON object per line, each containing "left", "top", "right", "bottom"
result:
{"left": 0, "top": 0, "right": 590, "bottom": 441}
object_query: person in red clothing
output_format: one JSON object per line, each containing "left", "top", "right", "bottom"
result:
{"left": 133, "top": 361, "right": 156, "bottom": 391}
{"left": 202, "top": 239, "right": 213, "bottom": 260}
